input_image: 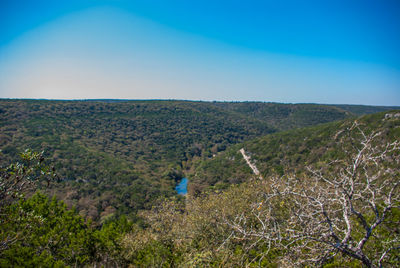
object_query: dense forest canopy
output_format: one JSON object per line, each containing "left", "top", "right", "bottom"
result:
{"left": 1, "top": 100, "right": 399, "bottom": 266}
{"left": 2, "top": 99, "right": 389, "bottom": 221}
{"left": 189, "top": 110, "right": 400, "bottom": 193}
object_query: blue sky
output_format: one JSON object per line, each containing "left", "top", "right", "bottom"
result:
{"left": 0, "top": 0, "right": 399, "bottom": 105}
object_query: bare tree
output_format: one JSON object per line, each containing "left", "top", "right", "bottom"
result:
{"left": 221, "top": 122, "right": 400, "bottom": 267}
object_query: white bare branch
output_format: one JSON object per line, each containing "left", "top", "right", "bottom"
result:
{"left": 220, "top": 122, "right": 400, "bottom": 267}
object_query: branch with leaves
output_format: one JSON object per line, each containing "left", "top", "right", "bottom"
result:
{"left": 0, "top": 149, "right": 57, "bottom": 253}
{"left": 0, "top": 149, "right": 56, "bottom": 207}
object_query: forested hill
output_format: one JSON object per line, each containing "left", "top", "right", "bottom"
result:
{"left": 189, "top": 110, "right": 400, "bottom": 195}
{"left": 209, "top": 101, "right": 397, "bottom": 130}
{"left": 1, "top": 103, "right": 399, "bottom": 266}
{"left": 137, "top": 110, "right": 400, "bottom": 267}
{"left": 0, "top": 100, "right": 271, "bottom": 221}
{"left": 0, "top": 99, "right": 396, "bottom": 221}
{"left": 328, "top": 103, "right": 400, "bottom": 116}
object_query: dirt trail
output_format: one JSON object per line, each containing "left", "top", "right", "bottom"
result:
{"left": 239, "top": 148, "right": 262, "bottom": 179}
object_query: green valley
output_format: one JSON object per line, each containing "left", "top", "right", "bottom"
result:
{"left": 0, "top": 99, "right": 363, "bottom": 221}
{"left": 1, "top": 100, "right": 399, "bottom": 267}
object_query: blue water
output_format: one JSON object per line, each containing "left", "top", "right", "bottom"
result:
{"left": 176, "top": 178, "right": 188, "bottom": 195}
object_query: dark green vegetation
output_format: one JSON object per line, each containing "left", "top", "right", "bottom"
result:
{"left": 189, "top": 109, "right": 400, "bottom": 195}
{"left": 1, "top": 99, "right": 399, "bottom": 266}
{"left": 0, "top": 99, "right": 272, "bottom": 221}
{"left": 210, "top": 101, "right": 350, "bottom": 130}
{"left": 0, "top": 149, "right": 131, "bottom": 267}
{"left": 0, "top": 193, "right": 128, "bottom": 267}
{"left": 1, "top": 99, "right": 389, "bottom": 221}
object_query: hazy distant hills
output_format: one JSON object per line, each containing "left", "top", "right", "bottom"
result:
{"left": 327, "top": 104, "right": 400, "bottom": 116}
{"left": 0, "top": 99, "right": 397, "bottom": 221}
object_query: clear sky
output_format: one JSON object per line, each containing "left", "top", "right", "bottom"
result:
{"left": 0, "top": 0, "right": 399, "bottom": 105}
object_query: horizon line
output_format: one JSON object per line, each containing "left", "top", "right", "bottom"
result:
{"left": 0, "top": 98, "right": 399, "bottom": 108}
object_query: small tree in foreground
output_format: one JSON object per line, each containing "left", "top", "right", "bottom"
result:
{"left": 222, "top": 122, "right": 400, "bottom": 267}
{"left": 0, "top": 149, "right": 56, "bottom": 253}
{"left": 1, "top": 150, "right": 131, "bottom": 266}
{"left": 0, "top": 149, "right": 56, "bottom": 207}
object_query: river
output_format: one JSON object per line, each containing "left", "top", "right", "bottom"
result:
{"left": 175, "top": 178, "right": 188, "bottom": 195}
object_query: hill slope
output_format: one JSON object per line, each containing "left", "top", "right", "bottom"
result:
{"left": 189, "top": 110, "right": 400, "bottom": 194}
{"left": 127, "top": 110, "right": 400, "bottom": 267}
{"left": 0, "top": 99, "right": 396, "bottom": 221}
{"left": 210, "top": 101, "right": 397, "bottom": 130}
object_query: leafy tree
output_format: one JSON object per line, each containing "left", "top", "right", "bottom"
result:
{"left": 93, "top": 216, "right": 133, "bottom": 266}
{"left": 0, "top": 150, "right": 132, "bottom": 266}
{"left": 0, "top": 193, "right": 96, "bottom": 266}
{"left": 0, "top": 149, "right": 56, "bottom": 253}
{"left": 0, "top": 149, "right": 56, "bottom": 208}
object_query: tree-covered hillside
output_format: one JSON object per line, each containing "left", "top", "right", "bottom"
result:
{"left": 190, "top": 110, "right": 400, "bottom": 195}
{"left": 0, "top": 99, "right": 396, "bottom": 222}
{"left": 123, "top": 111, "right": 400, "bottom": 267}
{"left": 1, "top": 105, "right": 399, "bottom": 266}
{"left": 210, "top": 102, "right": 397, "bottom": 130}
{"left": 0, "top": 100, "right": 270, "bottom": 221}
{"left": 328, "top": 104, "right": 400, "bottom": 116}
{"left": 210, "top": 102, "right": 350, "bottom": 130}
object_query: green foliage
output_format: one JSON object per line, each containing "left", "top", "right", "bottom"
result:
{"left": 0, "top": 100, "right": 277, "bottom": 221}
{"left": 93, "top": 216, "right": 133, "bottom": 265}
{"left": 0, "top": 193, "right": 95, "bottom": 266}
{"left": 0, "top": 99, "right": 366, "bottom": 222}
{"left": 0, "top": 102, "right": 398, "bottom": 266}
{"left": 0, "top": 192, "right": 135, "bottom": 267}
{"left": 0, "top": 149, "right": 56, "bottom": 207}
{"left": 329, "top": 104, "right": 399, "bottom": 116}
{"left": 122, "top": 181, "right": 287, "bottom": 266}
{"left": 211, "top": 102, "right": 352, "bottom": 130}
{"left": 0, "top": 151, "right": 133, "bottom": 266}
{"left": 122, "top": 110, "right": 399, "bottom": 266}
{"left": 191, "top": 111, "right": 400, "bottom": 193}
